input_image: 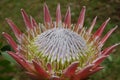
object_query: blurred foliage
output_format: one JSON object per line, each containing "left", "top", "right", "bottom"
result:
{"left": 0, "top": 43, "right": 16, "bottom": 80}
{"left": 0, "top": 0, "right": 120, "bottom": 80}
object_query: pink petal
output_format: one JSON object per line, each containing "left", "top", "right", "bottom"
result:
{"left": 93, "top": 18, "right": 110, "bottom": 38}
{"left": 63, "top": 61, "right": 79, "bottom": 77}
{"left": 30, "top": 16, "right": 38, "bottom": 27}
{"left": 21, "top": 9, "right": 33, "bottom": 30}
{"left": 101, "top": 43, "right": 120, "bottom": 55}
{"left": 56, "top": 4, "right": 61, "bottom": 24}
{"left": 100, "top": 26, "right": 118, "bottom": 46}
{"left": 92, "top": 56, "right": 108, "bottom": 68}
{"left": 87, "top": 16, "right": 97, "bottom": 34}
{"left": 7, "top": 51, "right": 32, "bottom": 71}
{"left": 44, "top": 3, "right": 52, "bottom": 26}
{"left": 80, "top": 66, "right": 103, "bottom": 80}
{"left": 86, "top": 66, "right": 104, "bottom": 78}
{"left": 6, "top": 18, "right": 22, "bottom": 40}
{"left": 74, "top": 6, "right": 86, "bottom": 31}
{"left": 76, "top": 64, "right": 94, "bottom": 79}
{"left": 64, "top": 6, "right": 71, "bottom": 28}
{"left": 32, "top": 61, "right": 49, "bottom": 79}
{"left": 2, "top": 32, "right": 18, "bottom": 52}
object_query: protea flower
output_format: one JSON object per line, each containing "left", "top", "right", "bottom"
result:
{"left": 2, "top": 4, "right": 119, "bottom": 80}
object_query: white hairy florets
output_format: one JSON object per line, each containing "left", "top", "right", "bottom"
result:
{"left": 35, "top": 27, "right": 86, "bottom": 64}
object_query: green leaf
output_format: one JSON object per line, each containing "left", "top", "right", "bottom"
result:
{"left": 1, "top": 51, "right": 17, "bottom": 64}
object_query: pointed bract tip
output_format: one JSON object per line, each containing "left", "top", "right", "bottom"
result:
{"left": 30, "top": 16, "right": 38, "bottom": 27}
{"left": 95, "top": 16, "right": 97, "bottom": 19}
{"left": 82, "top": 6, "right": 86, "bottom": 9}
{"left": 21, "top": 8, "right": 24, "bottom": 12}
{"left": 21, "top": 8, "right": 33, "bottom": 29}
{"left": 64, "top": 6, "right": 71, "bottom": 27}
{"left": 2, "top": 32, "right": 18, "bottom": 52}
{"left": 5, "top": 18, "right": 11, "bottom": 23}
{"left": 56, "top": 3, "right": 61, "bottom": 24}
{"left": 43, "top": 3, "right": 52, "bottom": 25}
{"left": 2, "top": 32, "right": 5, "bottom": 34}
{"left": 44, "top": 3, "right": 47, "bottom": 6}
{"left": 105, "top": 17, "right": 111, "bottom": 23}
{"left": 101, "top": 43, "right": 120, "bottom": 56}
{"left": 92, "top": 55, "right": 108, "bottom": 68}
{"left": 57, "top": 3, "right": 60, "bottom": 6}
{"left": 67, "top": 6, "right": 71, "bottom": 15}
{"left": 5, "top": 18, "right": 9, "bottom": 21}
{"left": 76, "top": 64, "right": 94, "bottom": 79}
{"left": 114, "top": 43, "right": 120, "bottom": 47}
{"left": 100, "top": 25, "right": 118, "bottom": 45}
{"left": 93, "top": 18, "right": 111, "bottom": 38}
{"left": 57, "top": 3, "right": 61, "bottom": 10}
{"left": 75, "top": 6, "right": 86, "bottom": 31}
{"left": 5, "top": 18, "right": 22, "bottom": 39}
{"left": 68, "top": 6, "right": 70, "bottom": 10}
{"left": 115, "top": 25, "right": 118, "bottom": 28}
{"left": 89, "top": 66, "right": 104, "bottom": 76}
{"left": 106, "top": 17, "right": 111, "bottom": 23}
{"left": 21, "top": 8, "right": 23, "bottom": 10}
{"left": 87, "top": 16, "right": 98, "bottom": 34}
{"left": 116, "top": 42, "right": 120, "bottom": 45}
{"left": 108, "top": 17, "right": 111, "bottom": 20}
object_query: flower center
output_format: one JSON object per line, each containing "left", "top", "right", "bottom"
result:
{"left": 35, "top": 28, "right": 86, "bottom": 64}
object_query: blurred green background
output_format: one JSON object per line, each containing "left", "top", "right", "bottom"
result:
{"left": 0, "top": 0, "right": 120, "bottom": 80}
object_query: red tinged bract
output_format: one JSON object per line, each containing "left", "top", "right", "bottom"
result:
{"left": 2, "top": 33, "right": 18, "bottom": 52}
{"left": 74, "top": 6, "right": 86, "bottom": 32}
{"left": 44, "top": 3, "right": 52, "bottom": 27}
{"left": 56, "top": 4, "right": 62, "bottom": 25}
{"left": 3, "top": 4, "right": 119, "bottom": 80}
{"left": 64, "top": 7, "right": 71, "bottom": 28}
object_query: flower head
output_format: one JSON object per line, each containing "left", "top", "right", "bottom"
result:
{"left": 3, "top": 4, "right": 119, "bottom": 80}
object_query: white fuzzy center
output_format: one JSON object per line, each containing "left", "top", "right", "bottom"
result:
{"left": 35, "top": 28, "right": 86, "bottom": 64}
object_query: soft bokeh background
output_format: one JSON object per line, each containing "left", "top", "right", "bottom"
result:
{"left": 0, "top": 0, "right": 120, "bottom": 80}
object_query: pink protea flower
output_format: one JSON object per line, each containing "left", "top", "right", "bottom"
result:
{"left": 2, "top": 4, "right": 119, "bottom": 80}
